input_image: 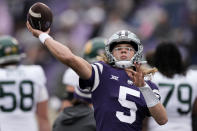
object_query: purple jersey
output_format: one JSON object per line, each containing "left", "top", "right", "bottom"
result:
{"left": 79, "top": 61, "right": 159, "bottom": 131}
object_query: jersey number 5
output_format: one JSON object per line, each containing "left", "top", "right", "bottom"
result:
{"left": 116, "top": 86, "right": 140, "bottom": 124}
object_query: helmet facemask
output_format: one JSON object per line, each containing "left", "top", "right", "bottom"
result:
{"left": 105, "top": 30, "right": 146, "bottom": 68}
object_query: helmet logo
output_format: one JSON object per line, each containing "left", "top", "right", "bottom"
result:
{"left": 118, "top": 30, "right": 129, "bottom": 37}
{"left": 117, "top": 30, "right": 129, "bottom": 39}
{"left": 5, "top": 47, "right": 12, "bottom": 55}
{"left": 5, "top": 47, "right": 18, "bottom": 56}
{"left": 84, "top": 41, "right": 92, "bottom": 55}
{"left": 0, "top": 36, "right": 24, "bottom": 65}
{"left": 12, "top": 47, "right": 18, "bottom": 53}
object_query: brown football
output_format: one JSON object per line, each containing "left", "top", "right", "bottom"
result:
{"left": 27, "top": 2, "right": 53, "bottom": 32}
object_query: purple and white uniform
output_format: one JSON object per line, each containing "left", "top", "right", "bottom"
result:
{"left": 79, "top": 61, "right": 159, "bottom": 131}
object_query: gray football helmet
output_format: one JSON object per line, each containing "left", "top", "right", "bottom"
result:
{"left": 105, "top": 30, "right": 146, "bottom": 68}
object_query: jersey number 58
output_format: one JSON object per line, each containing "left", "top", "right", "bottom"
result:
{"left": 0, "top": 80, "right": 34, "bottom": 112}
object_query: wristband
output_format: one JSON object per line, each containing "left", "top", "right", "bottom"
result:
{"left": 139, "top": 83, "right": 160, "bottom": 107}
{"left": 39, "top": 33, "right": 52, "bottom": 44}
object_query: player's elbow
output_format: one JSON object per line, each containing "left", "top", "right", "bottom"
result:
{"left": 157, "top": 117, "right": 168, "bottom": 125}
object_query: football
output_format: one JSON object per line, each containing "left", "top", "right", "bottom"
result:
{"left": 27, "top": 2, "right": 53, "bottom": 32}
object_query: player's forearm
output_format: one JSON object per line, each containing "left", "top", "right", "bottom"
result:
{"left": 26, "top": 21, "right": 92, "bottom": 79}
{"left": 44, "top": 38, "right": 75, "bottom": 65}
{"left": 38, "top": 118, "right": 51, "bottom": 131}
{"left": 44, "top": 38, "right": 92, "bottom": 79}
{"left": 148, "top": 103, "right": 168, "bottom": 125}
{"left": 139, "top": 84, "right": 168, "bottom": 125}
{"left": 37, "top": 101, "right": 51, "bottom": 131}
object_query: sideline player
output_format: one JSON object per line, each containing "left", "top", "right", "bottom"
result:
{"left": 147, "top": 42, "right": 197, "bottom": 131}
{"left": 0, "top": 36, "right": 51, "bottom": 131}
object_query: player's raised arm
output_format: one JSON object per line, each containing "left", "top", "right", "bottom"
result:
{"left": 26, "top": 21, "right": 92, "bottom": 79}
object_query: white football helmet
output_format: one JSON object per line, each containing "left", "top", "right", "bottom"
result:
{"left": 105, "top": 30, "right": 146, "bottom": 68}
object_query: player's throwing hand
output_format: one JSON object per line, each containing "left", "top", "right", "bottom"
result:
{"left": 26, "top": 21, "right": 49, "bottom": 37}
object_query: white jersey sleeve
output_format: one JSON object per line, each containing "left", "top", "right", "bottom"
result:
{"left": 62, "top": 68, "right": 92, "bottom": 99}
{"left": 62, "top": 68, "right": 79, "bottom": 87}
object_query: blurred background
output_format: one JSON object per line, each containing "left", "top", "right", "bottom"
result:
{"left": 0, "top": 0, "right": 197, "bottom": 101}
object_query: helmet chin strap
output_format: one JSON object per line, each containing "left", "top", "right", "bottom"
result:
{"left": 114, "top": 55, "right": 147, "bottom": 68}
{"left": 114, "top": 60, "right": 147, "bottom": 68}
{"left": 113, "top": 56, "right": 133, "bottom": 68}
{"left": 115, "top": 60, "right": 133, "bottom": 68}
